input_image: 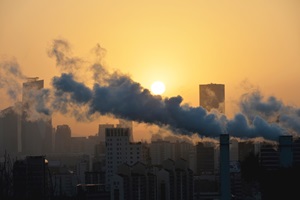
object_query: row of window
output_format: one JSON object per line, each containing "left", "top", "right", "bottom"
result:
{"left": 106, "top": 130, "right": 129, "bottom": 137}
{"left": 106, "top": 147, "right": 141, "bottom": 151}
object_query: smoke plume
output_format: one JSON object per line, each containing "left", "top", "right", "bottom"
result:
{"left": 2, "top": 39, "right": 300, "bottom": 141}
{"left": 0, "top": 58, "right": 25, "bottom": 101}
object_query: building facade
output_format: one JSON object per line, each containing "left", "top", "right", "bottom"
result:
{"left": 105, "top": 127, "right": 148, "bottom": 191}
{"left": 199, "top": 83, "right": 225, "bottom": 113}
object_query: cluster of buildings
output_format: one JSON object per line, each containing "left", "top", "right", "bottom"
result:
{"left": 1, "top": 81, "right": 300, "bottom": 199}
{"left": 4, "top": 127, "right": 300, "bottom": 200}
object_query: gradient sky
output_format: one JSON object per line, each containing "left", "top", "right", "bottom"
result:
{"left": 1, "top": 0, "right": 300, "bottom": 141}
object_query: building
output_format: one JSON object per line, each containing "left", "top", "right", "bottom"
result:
{"left": 98, "top": 124, "right": 114, "bottom": 142}
{"left": 157, "top": 159, "right": 194, "bottom": 200}
{"left": 238, "top": 140, "right": 257, "bottom": 162}
{"left": 13, "top": 156, "right": 52, "bottom": 200}
{"left": 111, "top": 158, "right": 194, "bottom": 200}
{"left": 48, "top": 161, "right": 78, "bottom": 197}
{"left": 111, "top": 162, "right": 157, "bottom": 200}
{"left": 105, "top": 126, "right": 148, "bottom": 191}
{"left": 293, "top": 137, "right": 300, "bottom": 167}
{"left": 199, "top": 83, "right": 225, "bottom": 113}
{"left": 21, "top": 78, "right": 53, "bottom": 155}
{"left": 55, "top": 124, "right": 71, "bottom": 153}
{"left": 259, "top": 142, "right": 279, "bottom": 171}
{"left": 150, "top": 140, "right": 174, "bottom": 165}
{"left": 196, "top": 142, "right": 215, "bottom": 175}
{"left": 0, "top": 106, "right": 21, "bottom": 155}
{"left": 230, "top": 138, "right": 239, "bottom": 161}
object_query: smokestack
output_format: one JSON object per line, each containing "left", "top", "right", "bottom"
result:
{"left": 220, "top": 134, "right": 230, "bottom": 200}
{"left": 279, "top": 135, "right": 293, "bottom": 168}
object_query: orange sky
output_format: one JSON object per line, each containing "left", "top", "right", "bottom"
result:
{"left": 1, "top": 0, "right": 300, "bottom": 141}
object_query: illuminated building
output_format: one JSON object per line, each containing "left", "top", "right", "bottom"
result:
{"left": 199, "top": 83, "right": 225, "bottom": 113}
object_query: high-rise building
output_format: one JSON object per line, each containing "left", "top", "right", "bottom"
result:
{"left": 13, "top": 156, "right": 52, "bottom": 199}
{"left": 111, "top": 162, "right": 157, "bottom": 200}
{"left": 105, "top": 126, "right": 148, "bottom": 191}
{"left": 199, "top": 83, "right": 225, "bottom": 113}
{"left": 158, "top": 159, "right": 194, "bottom": 200}
{"left": 196, "top": 142, "right": 215, "bottom": 175}
{"left": 98, "top": 124, "right": 114, "bottom": 142}
{"left": 260, "top": 142, "right": 279, "bottom": 171}
{"left": 21, "top": 78, "right": 53, "bottom": 155}
{"left": 150, "top": 140, "right": 174, "bottom": 165}
{"left": 0, "top": 106, "right": 21, "bottom": 155}
{"left": 293, "top": 137, "right": 300, "bottom": 167}
{"left": 55, "top": 124, "right": 71, "bottom": 153}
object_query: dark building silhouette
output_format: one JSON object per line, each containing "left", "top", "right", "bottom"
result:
{"left": 13, "top": 156, "right": 52, "bottom": 200}
{"left": 260, "top": 143, "right": 279, "bottom": 171}
{"left": 55, "top": 124, "right": 71, "bottom": 153}
{"left": 238, "top": 141, "right": 256, "bottom": 162}
{"left": 0, "top": 106, "right": 21, "bottom": 155}
{"left": 258, "top": 135, "right": 300, "bottom": 200}
{"left": 196, "top": 142, "right": 215, "bottom": 175}
{"left": 292, "top": 137, "right": 300, "bottom": 167}
{"left": 199, "top": 83, "right": 225, "bottom": 113}
{"left": 157, "top": 159, "right": 194, "bottom": 200}
{"left": 111, "top": 162, "right": 157, "bottom": 200}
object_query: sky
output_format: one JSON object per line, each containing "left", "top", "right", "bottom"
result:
{"left": 1, "top": 0, "right": 300, "bottom": 142}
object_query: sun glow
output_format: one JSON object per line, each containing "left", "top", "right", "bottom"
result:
{"left": 151, "top": 81, "right": 166, "bottom": 95}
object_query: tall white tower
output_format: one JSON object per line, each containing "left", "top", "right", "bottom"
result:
{"left": 105, "top": 126, "right": 147, "bottom": 191}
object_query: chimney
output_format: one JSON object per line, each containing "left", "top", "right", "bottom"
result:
{"left": 220, "top": 134, "right": 230, "bottom": 200}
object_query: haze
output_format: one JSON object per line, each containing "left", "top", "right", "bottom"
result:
{"left": 1, "top": 0, "right": 300, "bottom": 140}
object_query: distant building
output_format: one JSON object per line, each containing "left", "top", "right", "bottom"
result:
{"left": 48, "top": 162, "right": 77, "bottom": 197}
{"left": 199, "top": 83, "right": 225, "bottom": 113}
{"left": 158, "top": 159, "right": 194, "bottom": 200}
{"left": 55, "top": 124, "right": 71, "bottom": 153}
{"left": 293, "top": 137, "right": 300, "bottom": 167}
{"left": 0, "top": 106, "right": 21, "bottom": 155}
{"left": 196, "top": 142, "right": 215, "bottom": 175}
{"left": 230, "top": 138, "right": 239, "bottom": 161}
{"left": 98, "top": 124, "right": 114, "bottom": 142}
{"left": 238, "top": 141, "right": 257, "bottom": 162}
{"left": 70, "top": 137, "right": 87, "bottom": 154}
{"left": 111, "top": 158, "right": 194, "bottom": 200}
{"left": 111, "top": 162, "right": 157, "bottom": 200}
{"left": 21, "top": 78, "right": 53, "bottom": 155}
{"left": 105, "top": 126, "right": 148, "bottom": 191}
{"left": 260, "top": 142, "right": 279, "bottom": 171}
{"left": 150, "top": 140, "right": 174, "bottom": 165}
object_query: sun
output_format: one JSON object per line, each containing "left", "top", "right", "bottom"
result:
{"left": 151, "top": 81, "right": 166, "bottom": 95}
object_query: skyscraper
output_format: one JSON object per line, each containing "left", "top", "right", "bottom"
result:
{"left": 199, "top": 83, "right": 225, "bottom": 113}
{"left": 105, "top": 126, "right": 148, "bottom": 191}
{"left": 0, "top": 106, "right": 21, "bottom": 155}
{"left": 21, "top": 77, "right": 53, "bottom": 155}
{"left": 13, "top": 156, "right": 51, "bottom": 199}
{"left": 55, "top": 124, "right": 71, "bottom": 153}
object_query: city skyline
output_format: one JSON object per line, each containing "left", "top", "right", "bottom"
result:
{"left": 1, "top": 1, "right": 300, "bottom": 141}
{"left": 1, "top": 2, "right": 300, "bottom": 199}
